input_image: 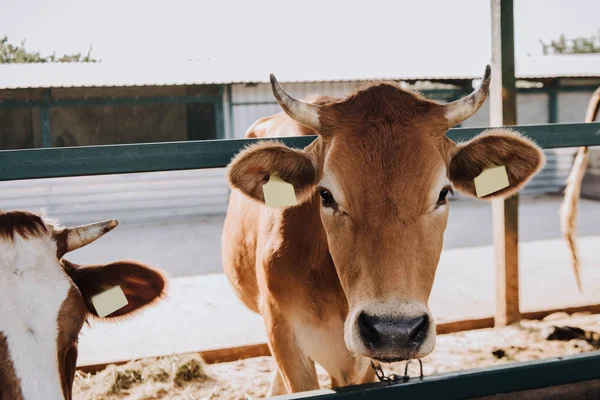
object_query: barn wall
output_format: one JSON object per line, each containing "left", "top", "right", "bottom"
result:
{"left": 48, "top": 103, "right": 187, "bottom": 147}
{"left": 231, "top": 81, "right": 357, "bottom": 137}
{"left": 0, "top": 85, "right": 228, "bottom": 222}
{"left": 0, "top": 108, "right": 37, "bottom": 149}
{"left": 0, "top": 85, "right": 222, "bottom": 149}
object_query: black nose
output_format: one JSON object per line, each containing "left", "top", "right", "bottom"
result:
{"left": 357, "top": 312, "right": 429, "bottom": 354}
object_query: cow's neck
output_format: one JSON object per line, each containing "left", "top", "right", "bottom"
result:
{"left": 275, "top": 196, "right": 348, "bottom": 319}
{"left": 0, "top": 333, "right": 25, "bottom": 400}
{"left": 0, "top": 237, "right": 70, "bottom": 400}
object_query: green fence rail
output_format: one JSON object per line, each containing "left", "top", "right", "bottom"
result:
{"left": 1, "top": 122, "right": 599, "bottom": 181}
{"left": 273, "top": 351, "right": 600, "bottom": 400}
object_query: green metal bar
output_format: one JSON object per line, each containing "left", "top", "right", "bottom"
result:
{"left": 229, "top": 87, "right": 600, "bottom": 109}
{"left": 231, "top": 89, "right": 466, "bottom": 107}
{"left": 0, "top": 122, "right": 599, "bottom": 182}
{"left": 2, "top": 87, "right": 597, "bottom": 111}
{"left": 40, "top": 89, "right": 52, "bottom": 148}
{"left": 272, "top": 351, "right": 600, "bottom": 400}
{"left": 227, "top": 87, "right": 600, "bottom": 108}
{"left": 551, "top": 85, "right": 600, "bottom": 93}
{"left": 227, "top": 84, "right": 234, "bottom": 138}
{"left": 548, "top": 81, "right": 559, "bottom": 123}
{"left": 0, "top": 136, "right": 316, "bottom": 181}
{"left": 0, "top": 94, "right": 222, "bottom": 110}
{"left": 214, "top": 86, "right": 225, "bottom": 139}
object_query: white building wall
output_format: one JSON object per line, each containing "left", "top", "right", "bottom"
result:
{"left": 230, "top": 82, "right": 358, "bottom": 137}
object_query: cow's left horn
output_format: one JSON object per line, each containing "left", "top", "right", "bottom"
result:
{"left": 270, "top": 74, "right": 322, "bottom": 132}
{"left": 63, "top": 220, "right": 118, "bottom": 253}
{"left": 442, "top": 65, "right": 491, "bottom": 128}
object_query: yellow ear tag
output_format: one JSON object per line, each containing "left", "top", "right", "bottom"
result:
{"left": 262, "top": 173, "right": 297, "bottom": 208}
{"left": 474, "top": 165, "right": 509, "bottom": 198}
{"left": 91, "top": 286, "right": 128, "bottom": 317}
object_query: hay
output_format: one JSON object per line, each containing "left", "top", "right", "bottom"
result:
{"left": 74, "top": 353, "right": 211, "bottom": 399}
{"left": 173, "top": 355, "right": 210, "bottom": 386}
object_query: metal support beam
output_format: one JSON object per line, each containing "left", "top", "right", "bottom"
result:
{"left": 227, "top": 84, "right": 235, "bottom": 138}
{"left": 214, "top": 86, "right": 225, "bottom": 139}
{"left": 548, "top": 80, "right": 559, "bottom": 123}
{"left": 0, "top": 94, "right": 222, "bottom": 110}
{"left": 40, "top": 89, "right": 52, "bottom": 148}
{"left": 490, "top": 0, "right": 520, "bottom": 327}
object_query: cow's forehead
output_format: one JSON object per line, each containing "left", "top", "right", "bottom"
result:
{"left": 323, "top": 128, "right": 447, "bottom": 217}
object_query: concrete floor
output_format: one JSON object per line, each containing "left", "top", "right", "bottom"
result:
{"left": 68, "top": 195, "right": 600, "bottom": 366}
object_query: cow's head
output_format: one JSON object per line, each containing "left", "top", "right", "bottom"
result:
{"left": 0, "top": 211, "right": 166, "bottom": 400}
{"left": 228, "top": 66, "right": 544, "bottom": 362}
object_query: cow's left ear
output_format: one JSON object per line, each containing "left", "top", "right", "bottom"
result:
{"left": 64, "top": 260, "right": 167, "bottom": 318}
{"left": 448, "top": 129, "right": 545, "bottom": 199}
{"left": 228, "top": 140, "right": 318, "bottom": 206}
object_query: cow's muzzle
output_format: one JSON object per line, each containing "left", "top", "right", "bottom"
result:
{"left": 345, "top": 302, "right": 436, "bottom": 362}
{"left": 358, "top": 312, "right": 429, "bottom": 361}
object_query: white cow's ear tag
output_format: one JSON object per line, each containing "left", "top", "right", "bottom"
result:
{"left": 262, "top": 173, "right": 297, "bottom": 208}
{"left": 91, "top": 285, "right": 128, "bottom": 317}
{"left": 474, "top": 165, "right": 510, "bottom": 198}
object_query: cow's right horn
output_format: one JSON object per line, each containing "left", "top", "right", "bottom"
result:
{"left": 59, "top": 220, "right": 118, "bottom": 255}
{"left": 270, "top": 74, "right": 322, "bottom": 133}
{"left": 442, "top": 65, "right": 492, "bottom": 129}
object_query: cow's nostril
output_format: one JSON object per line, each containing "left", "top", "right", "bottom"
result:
{"left": 357, "top": 312, "right": 380, "bottom": 350}
{"left": 409, "top": 314, "right": 429, "bottom": 344}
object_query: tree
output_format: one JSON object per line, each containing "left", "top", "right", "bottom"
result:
{"left": 0, "top": 35, "right": 98, "bottom": 63}
{"left": 540, "top": 31, "right": 600, "bottom": 55}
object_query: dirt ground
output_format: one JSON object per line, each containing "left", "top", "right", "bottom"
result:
{"left": 74, "top": 312, "right": 600, "bottom": 400}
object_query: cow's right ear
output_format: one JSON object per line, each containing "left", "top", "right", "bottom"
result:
{"left": 228, "top": 141, "right": 318, "bottom": 206}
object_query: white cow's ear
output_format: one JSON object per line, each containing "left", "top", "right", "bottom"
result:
{"left": 448, "top": 129, "right": 545, "bottom": 199}
{"left": 228, "top": 140, "right": 318, "bottom": 206}
{"left": 63, "top": 259, "right": 167, "bottom": 319}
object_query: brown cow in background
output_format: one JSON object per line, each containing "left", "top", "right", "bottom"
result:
{"left": 222, "top": 66, "right": 545, "bottom": 395}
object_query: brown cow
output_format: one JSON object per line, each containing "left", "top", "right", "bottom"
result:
{"left": 222, "top": 66, "right": 545, "bottom": 395}
{"left": 0, "top": 211, "right": 166, "bottom": 400}
{"left": 559, "top": 87, "right": 600, "bottom": 291}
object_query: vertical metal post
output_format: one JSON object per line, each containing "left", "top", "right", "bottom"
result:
{"left": 41, "top": 88, "right": 52, "bottom": 148}
{"left": 227, "top": 84, "right": 235, "bottom": 139}
{"left": 490, "top": 0, "right": 520, "bottom": 326}
{"left": 548, "top": 80, "right": 559, "bottom": 123}
{"left": 215, "top": 86, "right": 225, "bottom": 139}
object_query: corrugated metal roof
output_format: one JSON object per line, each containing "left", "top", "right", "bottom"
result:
{"left": 0, "top": 54, "right": 599, "bottom": 90}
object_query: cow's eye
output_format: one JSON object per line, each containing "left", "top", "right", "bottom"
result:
{"left": 319, "top": 189, "right": 336, "bottom": 207}
{"left": 437, "top": 186, "right": 453, "bottom": 206}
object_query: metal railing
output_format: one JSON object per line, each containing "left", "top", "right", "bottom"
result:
{"left": 2, "top": 122, "right": 599, "bottom": 181}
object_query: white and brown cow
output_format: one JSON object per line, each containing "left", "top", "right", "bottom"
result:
{"left": 222, "top": 66, "right": 545, "bottom": 395}
{"left": 0, "top": 211, "right": 166, "bottom": 400}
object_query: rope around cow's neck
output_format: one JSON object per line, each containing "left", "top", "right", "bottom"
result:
{"left": 370, "top": 359, "right": 424, "bottom": 384}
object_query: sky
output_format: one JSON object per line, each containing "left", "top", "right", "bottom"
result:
{"left": 1, "top": 0, "right": 599, "bottom": 69}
